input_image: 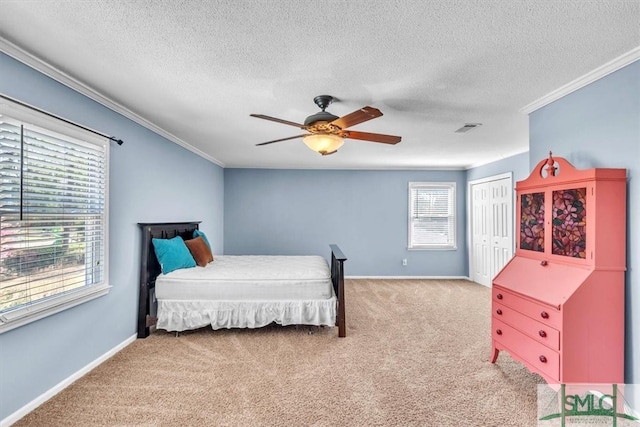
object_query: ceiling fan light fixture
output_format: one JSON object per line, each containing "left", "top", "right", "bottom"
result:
{"left": 252, "top": 95, "right": 401, "bottom": 151}
{"left": 303, "top": 133, "right": 344, "bottom": 155}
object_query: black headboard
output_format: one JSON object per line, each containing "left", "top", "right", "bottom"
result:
{"left": 137, "top": 221, "right": 200, "bottom": 338}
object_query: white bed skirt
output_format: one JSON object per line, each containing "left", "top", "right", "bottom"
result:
{"left": 156, "top": 297, "right": 337, "bottom": 332}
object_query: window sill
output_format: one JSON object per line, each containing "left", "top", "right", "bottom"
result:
{"left": 0, "top": 284, "right": 111, "bottom": 334}
{"left": 408, "top": 246, "right": 458, "bottom": 251}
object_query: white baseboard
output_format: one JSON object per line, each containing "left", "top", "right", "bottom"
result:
{"left": 346, "top": 275, "right": 472, "bottom": 280}
{"left": 1, "top": 333, "right": 137, "bottom": 427}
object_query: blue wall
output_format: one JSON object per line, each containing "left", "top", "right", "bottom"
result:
{"left": 530, "top": 61, "right": 640, "bottom": 404}
{"left": 0, "top": 53, "right": 225, "bottom": 419}
{"left": 224, "top": 168, "right": 468, "bottom": 277}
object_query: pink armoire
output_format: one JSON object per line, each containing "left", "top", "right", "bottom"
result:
{"left": 490, "top": 153, "right": 627, "bottom": 384}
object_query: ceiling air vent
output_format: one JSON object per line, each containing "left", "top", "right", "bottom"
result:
{"left": 455, "top": 123, "right": 482, "bottom": 133}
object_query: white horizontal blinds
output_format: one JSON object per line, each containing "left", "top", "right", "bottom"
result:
{"left": 0, "top": 119, "right": 21, "bottom": 215}
{"left": 0, "top": 114, "right": 107, "bottom": 315}
{"left": 409, "top": 183, "right": 456, "bottom": 249}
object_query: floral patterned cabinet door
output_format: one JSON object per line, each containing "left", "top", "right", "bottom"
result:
{"left": 551, "top": 188, "right": 587, "bottom": 258}
{"left": 520, "top": 192, "right": 545, "bottom": 252}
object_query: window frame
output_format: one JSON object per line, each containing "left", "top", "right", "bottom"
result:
{"left": 407, "top": 182, "right": 457, "bottom": 250}
{"left": 0, "top": 99, "right": 110, "bottom": 333}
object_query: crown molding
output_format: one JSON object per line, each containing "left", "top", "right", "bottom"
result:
{"left": 0, "top": 37, "right": 225, "bottom": 167}
{"left": 521, "top": 46, "right": 640, "bottom": 114}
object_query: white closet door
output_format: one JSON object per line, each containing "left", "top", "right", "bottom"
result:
{"left": 472, "top": 183, "right": 491, "bottom": 286}
{"left": 469, "top": 174, "right": 513, "bottom": 287}
{"left": 489, "top": 178, "right": 513, "bottom": 281}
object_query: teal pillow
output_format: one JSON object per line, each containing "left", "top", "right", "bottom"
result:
{"left": 152, "top": 236, "right": 196, "bottom": 274}
{"left": 193, "top": 229, "right": 211, "bottom": 250}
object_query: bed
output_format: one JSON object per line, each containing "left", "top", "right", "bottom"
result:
{"left": 137, "top": 222, "right": 347, "bottom": 338}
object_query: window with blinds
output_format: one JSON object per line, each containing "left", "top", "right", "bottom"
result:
{"left": 408, "top": 182, "right": 456, "bottom": 249}
{"left": 0, "top": 101, "right": 109, "bottom": 332}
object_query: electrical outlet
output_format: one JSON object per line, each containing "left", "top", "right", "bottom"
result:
{"left": 402, "top": 258, "right": 407, "bottom": 266}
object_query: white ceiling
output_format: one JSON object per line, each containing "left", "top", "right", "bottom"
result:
{"left": 1, "top": 1, "right": 638, "bottom": 169}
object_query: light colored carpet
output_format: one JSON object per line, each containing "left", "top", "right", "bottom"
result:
{"left": 15, "top": 279, "right": 547, "bottom": 426}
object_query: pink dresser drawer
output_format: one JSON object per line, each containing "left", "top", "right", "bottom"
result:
{"left": 492, "top": 286, "right": 561, "bottom": 329}
{"left": 493, "top": 318, "right": 560, "bottom": 381}
{"left": 493, "top": 302, "right": 560, "bottom": 350}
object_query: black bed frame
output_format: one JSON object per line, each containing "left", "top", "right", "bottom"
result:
{"left": 137, "top": 222, "right": 348, "bottom": 338}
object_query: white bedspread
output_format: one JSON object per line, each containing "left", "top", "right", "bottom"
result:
{"left": 154, "top": 255, "right": 336, "bottom": 332}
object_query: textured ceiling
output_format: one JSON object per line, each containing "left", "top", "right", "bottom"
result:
{"left": 1, "top": 0, "right": 639, "bottom": 169}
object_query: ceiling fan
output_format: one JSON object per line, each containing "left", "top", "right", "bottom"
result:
{"left": 250, "top": 95, "right": 402, "bottom": 156}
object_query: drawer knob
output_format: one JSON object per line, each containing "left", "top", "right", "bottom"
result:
{"left": 539, "top": 330, "right": 547, "bottom": 337}
{"left": 540, "top": 311, "right": 549, "bottom": 319}
{"left": 540, "top": 260, "right": 548, "bottom": 266}
{"left": 539, "top": 355, "right": 547, "bottom": 363}
{"left": 496, "top": 329, "right": 502, "bottom": 335}
{"left": 496, "top": 293, "right": 503, "bottom": 300}
{"left": 496, "top": 309, "right": 502, "bottom": 315}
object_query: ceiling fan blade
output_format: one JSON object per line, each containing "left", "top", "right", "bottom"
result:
{"left": 255, "top": 134, "right": 307, "bottom": 146}
{"left": 343, "top": 130, "right": 402, "bottom": 145}
{"left": 330, "top": 106, "right": 383, "bottom": 129}
{"left": 250, "top": 114, "right": 306, "bottom": 129}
